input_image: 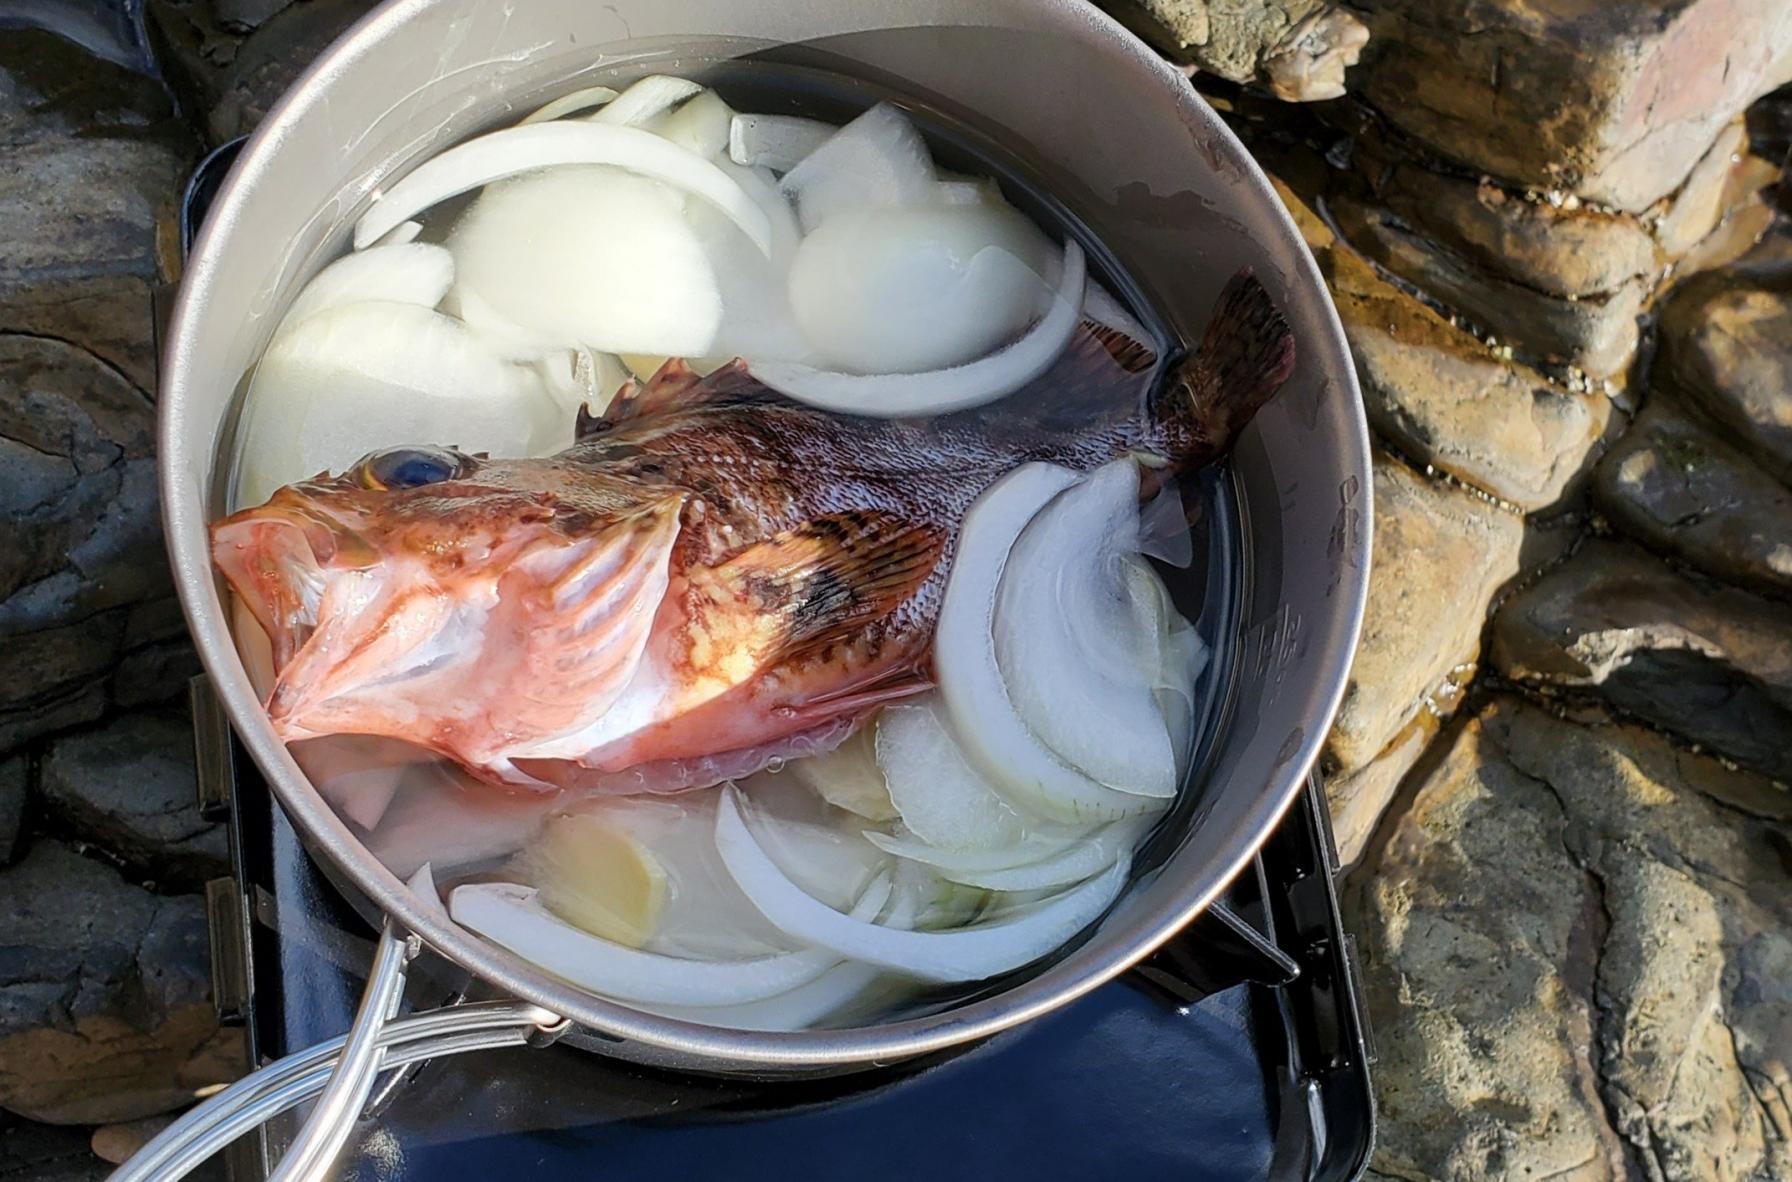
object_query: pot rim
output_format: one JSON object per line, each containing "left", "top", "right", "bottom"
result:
{"left": 159, "top": 0, "right": 1371, "bottom": 1070}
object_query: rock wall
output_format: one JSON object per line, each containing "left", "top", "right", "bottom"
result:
{"left": 1184, "top": 6, "right": 1792, "bottom": 1179}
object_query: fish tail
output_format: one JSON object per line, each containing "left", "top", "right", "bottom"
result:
{"left": 1155, "top": 268, "right": 1296, "bottom": 465}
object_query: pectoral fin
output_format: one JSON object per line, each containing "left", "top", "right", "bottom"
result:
{"left": 681, "top": 510, "right": 944, "bottom": 674}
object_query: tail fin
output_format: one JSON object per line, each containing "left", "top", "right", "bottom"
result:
{"left": 1158, "top": 268, "right": 1296, "bottom": 465}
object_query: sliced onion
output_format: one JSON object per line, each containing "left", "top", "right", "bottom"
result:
{"left": 591, "top": 74, "right": 704, "bottom": 128}
{"left": 874, "top": 697, "right": 1025, "bottom": 851}
{"left": 995, "top": 460, "right": 1178, "bottom": 798}
{"left": 934, "top": 179, "right": 996, "bottom": 205}
{"left": 715, "top": 786, "right": 1129, "bottom": 982}
{"left": 519, "top": 84, "right": 619, "bottom": 124}
{"left": 353, "top": 121, "right": 772, "bottom": 255}
{"left": 933, "top": 462, "right": 1168, "bottom": 823}
{"left": 1138, "top": 480, "right": 1194, "bottom": 568}
{"left": 235, "top": 300, "right": 560, "bottom": 504}
{"left": 1082, "top": 278, "right": 1152, "bottom": 344}
{"left": 365, "top": 769, "right": 561, "bottom": 879}
{"left": 447, "top": 166, "right": 723, "bottom": 358}
{"left": 862, "top": 826, "right": 1080, "bottom": 876}
{"left": 450, "top": 878, "right": 886, "bottom": 1006}
{"left": 275, "top": 242, "right": 454, "bottom": 337}
{"left": 692, "top": 160, "right": 811, "bottom": 364}
{"left": 728, "top": 113, "right": 835, "bottom": 173}
{"left": 749, "top": 238, "right": 1085, "bottom": 418}
{"left": 872, "top": 821, "right": 1146, "bottom": 892}
{"left": 653, "top": 89, "right": 733, "bottom": 159}
{"left": 786, "top": 202, "right": 1055, "bottom": 374}
{"left": 371, "top": 219, "right": 424, "bottom": 247}
{"left": 779, "top": 102, "right": 937, "bottom": 233}
{"left": 646, "top": 960, "right": 887, "bottom": 1031}
{"left": 407, "top": 862, "right": 451, "bottom": 922}
{"left": 785, "top": 725, "right": 896, "bottom": 822}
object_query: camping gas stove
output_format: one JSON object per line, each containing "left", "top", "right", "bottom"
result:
{"left": 190, "top": 676, "right": 1374, "bottom": 1182}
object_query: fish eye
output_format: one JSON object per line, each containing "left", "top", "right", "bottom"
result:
{"left": 361, "top": 446, "right": 469, "bottom": 490}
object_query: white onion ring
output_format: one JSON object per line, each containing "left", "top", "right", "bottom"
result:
{"left": 353, "top": 122, "right": 772, "bottom": 254}
{"left": 747, "top": 239, "right": 1085, "bottom": 418}
{"left": 714, "top": 786, "right": 1128, "bottom": 983}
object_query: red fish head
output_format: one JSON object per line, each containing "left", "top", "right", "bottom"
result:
{"left": 211, "top": 446, "right": 682, "bottom": 772}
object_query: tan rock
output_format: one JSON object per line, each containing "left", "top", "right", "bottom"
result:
{"left": 0, "top": 32, "right": 192, "bottom": 392}
{"left": 1324, "top": 246, "right": 1615, "bottom": 509}
{"left": 1594, "top": 396, "right": 1792, "bottom": 596}
{"left": 1490, "top": 537, "right": 1792, "bottom": 780}
{"left": 1323, "top": 708, "right": 1434, "bottom": 868}
{"left": 1097, "top": 0, "right": 1366, "bottom": 100}
{"left": 1651, "top": 121, "right": 1780, "bottom": 259}
{"left": 1357, "top": 698, "right": 1792, "bottom": 1181}
{"left": 1331, "top": 192, "right": 1645, "bottom": 377}
{"left": 1324, "top": 452, "right": 1523, "bottom": 772}
{"left": 1352, "top": 0, "right": 1792, "bottom": 212}
{"left": 1658, "top": 249, "right": 1792, "bottom": 483}
{"left": 1357, "top": 161, "right": 1656, "bottom": 300}
{"left": 1353, "top": 706, "right": 1625, "bottom": 1180}
{"left": 0, "top": 843, "right": 242, "bottom": 1125}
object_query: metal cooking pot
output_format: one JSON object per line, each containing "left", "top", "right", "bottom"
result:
{"left": 140, "top": 0, "right": 1369, "bottom": 1175}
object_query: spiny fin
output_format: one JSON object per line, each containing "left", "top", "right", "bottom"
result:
{"left": 601, "top": 358, "right": 774, "bottom": 427}
{"left": 688, "top": 511, "right": 944, "bottom": 666}
{"left": 1162, "top": 268, "right": 1296, "bottom": 450}
{"left": 1084, "top": 321, "right": 1159, "bottom": 375}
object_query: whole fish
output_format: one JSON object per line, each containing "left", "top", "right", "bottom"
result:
{"left": 213, "top": 272, "right": 1294, "bottom": 794}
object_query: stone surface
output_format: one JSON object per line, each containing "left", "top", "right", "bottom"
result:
{"left": 1324, "top": 452, "right": 1524, "bottom": 772}
{"left": 1349, "top": 154, "right": 1657, "bottom": 300}
{"left": 148, "top": 0, "right": 376, "bottom": 145}
{"left": 1595, "top": 397, "right": 1792, "bottom": 596}
{"left": 1652, "top": 121, "right": 1778, "bottom": 259}
{"left": 0, "top": 843, "right": 239, "bottom": 1125}
{"left": 1352, "top": 0, "right": 1792, "bottom": 212}
{"left": 1658, "top": 246, "right": 1792, "bottom": 483}
{"left": 0, "top": 1119, "right": 106, "bottom": 1182}
{"left": 1323, "top": 245, "right": 1615, "bottom": 509}
{"left": 40, "top": 711, "right": 226, "bottom": 890}
{"left": 1323, "top": 709, "right": 1433, "bottom": 869}
{"left": 0, "top": 31, "right": 191, "bottom": 393}
{"left": 0, "top": 759, "right": 22, "bottom": 871}
{"left": 0, "top": 335, "right": 173, "bottom": 756}
{"left": 1355, "top": 698, "right": 1792, "bottom": 1182}
{"left": 89, "top": 1115, "right": 172, "bottom": 1167}
{"left": 1099, "top": 0, "right": 1366, "bottom": 100}
{"left": 1491, "top": 537, "right": 1792, "bottom": 781}
{"left": 1331, "top": 192, "right": 1646, "bottom": 377}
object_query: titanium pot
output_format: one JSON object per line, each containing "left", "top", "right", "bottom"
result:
{"left": 140, "top": 0, "right": 1370, "bottom": 1176}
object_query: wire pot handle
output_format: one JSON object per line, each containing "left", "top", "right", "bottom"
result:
{"left": 110, "top": 919, "right": 569, "bottom": 1182}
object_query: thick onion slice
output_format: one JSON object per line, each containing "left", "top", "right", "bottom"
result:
{"left": 449, "top": 876, "right": 889, "bottom": 1007}
{"left": 519, "top": 85, "right": 619, "bottom": 124}
{"left": 646, "top": 960, "right": 885, "bottom": 1031}
{"left": 875, "top": 697, "right": 1025, "bottom": 851}
{"left": 869, "top": 822, "right": 1145, "bottom": 892}
{"left": 748, "top": 239, "right": 1085, "bottom": 418}
{"left": 779, "top": 102, "right": 937, "bottom": 233}
{"left": 275, "top": 242, "right": 454, "bottom": 337}
{"left": 728, "top": 113, "right": 834, "bottom": 173}
{"left": 715, "top": 787, "right": 1129, "bottom": 982}
{"left": 591, "top": 74, "right": 703, "bottom": 128}
{"left": 995, "top": 460, "right": 1179, "bottom": 798}
{"left": 353, "top": 121, "right": 772, "bottom": 254}
{"left": 933, "top": 463, "right": 1170, "bottom": 823}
